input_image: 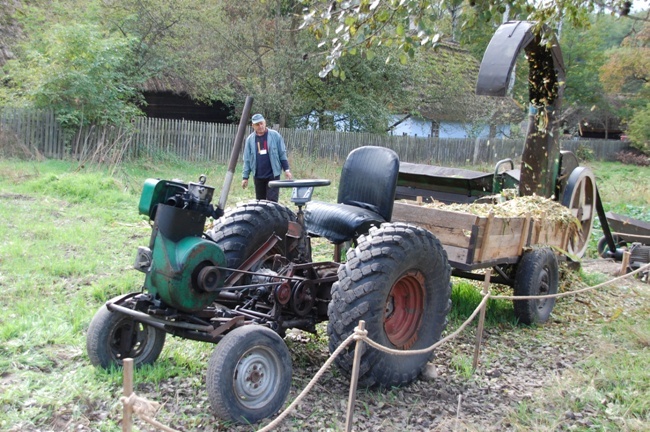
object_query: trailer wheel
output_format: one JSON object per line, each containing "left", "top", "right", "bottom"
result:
{"left": 206, "top": 200, "right": 298, "bottom": 275}
{"left": 327, "top": 223, "right": 451, "bottom": 388}
{"left": 206, "top": 325, "right": 292, "bottom": 424}
{"left": 513, "top": 248, "right": 559, "bottom": 325}
{"left": 86, "top": 299, "right": 166, "bottom": 369}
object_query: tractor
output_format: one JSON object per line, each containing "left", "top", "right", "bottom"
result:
{"left": 86, "top": 21, "right": 641, "bottom": 424}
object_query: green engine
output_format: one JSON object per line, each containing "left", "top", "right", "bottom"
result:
{"left": 134, "top": 176, "right": 226, "bottom": 312}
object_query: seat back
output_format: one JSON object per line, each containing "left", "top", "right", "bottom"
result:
{"left": 337, "top": 146, "right": 400, "bottom": 221}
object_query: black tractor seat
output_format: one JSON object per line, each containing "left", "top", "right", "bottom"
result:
{"left": 304, "top": 146, "right": 400, "bottom": 244}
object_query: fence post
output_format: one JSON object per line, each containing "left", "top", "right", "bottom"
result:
{"left": 619, "top": 251, "right": 631, "bottom": 276}
{"left": 122, "top": 358, "right": 134, "bottom": 432}
{"left": 472, "top": 270, "right": 491, "bottom": 371}
{"left": 345, "top": 320, "right": 366, "bottom": 432}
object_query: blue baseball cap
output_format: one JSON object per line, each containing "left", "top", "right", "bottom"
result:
{"left": 251, "top": 113, "right": 265, "bottom": 124}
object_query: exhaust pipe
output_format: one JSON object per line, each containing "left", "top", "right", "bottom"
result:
{"left": 217, "top": 96, "right": 254, "bottom": 211}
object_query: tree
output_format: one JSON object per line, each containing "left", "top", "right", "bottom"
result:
{"left": 293, "top": 48, "right": 413, "bottom": 132}
{"left": 600, "top": 19, "right": 650, "bottom": 152}
{"left": 559, "top": 14, "right": 634, "bottom": 137}
{"left": 99, "top": 0, "right": 233, "bottom": 104}
{"left": 2, "top": 22, "right": 142, "bottom": 127}
{"left": 300, "top": 0, "right": 641, "bottom": 77}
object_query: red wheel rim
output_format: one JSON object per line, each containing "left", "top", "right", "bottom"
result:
{"left": 383, "top": 270, "right": 426, "bottom": 349}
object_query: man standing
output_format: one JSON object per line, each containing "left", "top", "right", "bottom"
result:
{"left": 242, "top": 113, "right": 293, "bottom": 202}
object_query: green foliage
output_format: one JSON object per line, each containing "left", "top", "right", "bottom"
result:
{"left": 575, "top": 144, "right": 595, "bottom": 162}
{"left": 627, "top": 103, "right": 650, "bottom": 154}
{"left": 292, "top": 51, "right": 413, "bottom": 132}
{"left": 3, "top": 22, "right": 143, "bottom": 128}
{"left": 450, "top": 353, "right": 474, "bottom": 380}
{"left": 100, "top": 0, "right": 233, "bottom": 105}
{"left": 449, "top": 281, "right": 516, "bottom": 327}
{"left": 507, "top": 312, "right": 650, "bottom": 430}
{"left": 301, "top": 0, "right": 634, "bottom": 77}
{"left": 599, "top": 20, "right": 650, "bottom": 153}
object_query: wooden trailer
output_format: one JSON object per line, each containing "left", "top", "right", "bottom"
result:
{"left": 390, "top": 160, "right": 580, "bottom": 325}
{"left": 392, "top": 201, "right": 572, "bottom": 271}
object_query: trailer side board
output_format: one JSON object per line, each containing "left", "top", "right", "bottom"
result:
{"left": 392, "top": 201, "right": 570, "bottom": 269}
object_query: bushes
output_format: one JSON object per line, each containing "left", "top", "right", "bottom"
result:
{"left": 615, "top": 150, "right": 650, "bottom": 167}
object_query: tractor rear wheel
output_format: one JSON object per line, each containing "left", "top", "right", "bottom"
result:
{"left": 327, "top": 223, "right": 452, "bottom": 388}
{"left": 86, "top": 299, "right": 166, "bottom": 368}
{"left": 206, "top": 325, "right": 292, "bottom": 424}
{"left": 206, "top": 200, "right": 298, "bottom": 276}
{"left": 513, "top": 248, "right": 559, "bottom": 325}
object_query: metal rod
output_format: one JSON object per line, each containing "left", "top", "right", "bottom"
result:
{"left": 596, "top": 187, "right": 617, "bottom": 256}
{"left": 107, "top": 303, "right": 214, "bottom": 332}
{"left": 451, "top": 268, "right": 511, "bottom": 286}
{"left": 217, "top": 96, "right": 253, "bottom": 210}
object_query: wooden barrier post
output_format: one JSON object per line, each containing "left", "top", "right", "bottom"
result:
{"left": 620, "top": 251, "right": 631, "bottom": 276}
{"left": 345, "top": 320, "right": 366, "bottom": 432}
{"left": 123, "top": 358, "right": 134, "bottom": 432}
{"left": 472, "top": 270, "right": 491, "bottom": 371}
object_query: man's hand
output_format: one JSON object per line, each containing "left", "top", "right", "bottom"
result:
{"left": 285, "top": 170, "right": 293, "bottom": 180}
{"left": 242, "top": 179, "right": 248, "bottom": 189}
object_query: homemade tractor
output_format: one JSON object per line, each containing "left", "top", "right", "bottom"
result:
{"left": 87, "top": 146, "right": 452, "bottom": 424}
{"left": 86, "top": 21, "right": 645, "bottom": 424}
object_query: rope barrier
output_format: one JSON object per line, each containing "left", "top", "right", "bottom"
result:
{"left": 120, "top": 261, "right": 650, "bottom": 432}
{"left": 490, "top": 262, "right": 649, "bottom": 301}
{"left": 256, "top": 331, "right": 358, "bottom": 432}
{"left": 120, "top": 393, "right": 180, "bottom": 432}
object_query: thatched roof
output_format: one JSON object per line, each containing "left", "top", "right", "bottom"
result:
{"left": 413, "top": 42, "right": 524, "bottom": 124}
{"left": 140, "top": 75, "right": 194, "bottom": 95}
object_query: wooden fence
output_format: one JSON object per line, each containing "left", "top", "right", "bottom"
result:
{"left": 0, "top": 108, "right": 629, "bottom": 165}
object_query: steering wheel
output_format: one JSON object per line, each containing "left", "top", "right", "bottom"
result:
{"left": 268, "top": 179, "right": 331, "bottom": 188}
{"left": 268, "top": 179, "right": 331, "bottom": 205}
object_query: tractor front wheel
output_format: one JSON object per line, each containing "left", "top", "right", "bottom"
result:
{"left": 327, "top": 223, "right": 452, "bottom": 388}
{"left": 206, "top": 325, "right": 292, "bottom": 424}
{"left": 86, "top": 299, "right": 166, "bottom": 368}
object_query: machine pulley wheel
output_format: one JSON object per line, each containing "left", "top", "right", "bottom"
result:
{"left": 290, "top": 281, "right": 316, "bottom": 316}
{"left": 561, "top": 167, "right": 596, "bottom": 258}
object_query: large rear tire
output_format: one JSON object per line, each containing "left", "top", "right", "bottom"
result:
{"left": 86, "top": 299, "right": 166, "bottom": 369}
{"left": 513, "top": 248, "right": 559, "bottom": 325}
{"left": 327, "top": 223, "right": 452, "bottom": 388}
{"left": 206, "top": 200, "right": 298, "bottom": 275}
{"left": 206, "top": 325, "right": 292, "bottom": 424}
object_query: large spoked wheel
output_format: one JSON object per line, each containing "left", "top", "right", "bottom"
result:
{"left": 206, "top": 325, "right": 292, "bottom": 424}
{"left": 561, "top": 167, "right": 596, "bottom": 258}
{"left": 513, "top": 248, "right": 559, "bottom": 325}
{"left": 328, "top": 223, "right": 452, "bottom": 388}
{"left": 206, "top": 200, "right": 299, "bottom": 275}
{"left": 86, "top": 299, "right": 166, "bottom": 368}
